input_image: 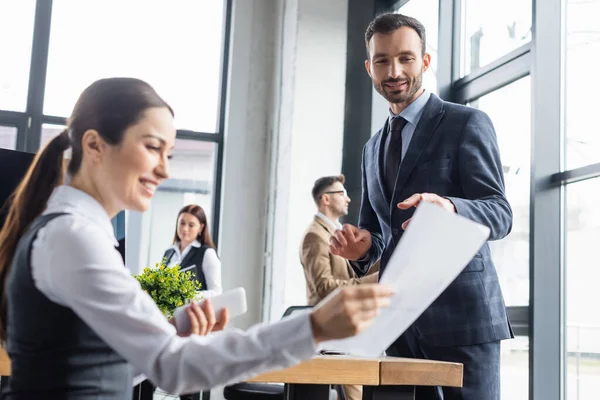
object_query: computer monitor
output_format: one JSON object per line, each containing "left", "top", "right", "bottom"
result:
{"left": 0, "top": 148, "right": 35, "bottom": 230}
{"left": 0, "top": 148, "right": 126, "bottom": 262}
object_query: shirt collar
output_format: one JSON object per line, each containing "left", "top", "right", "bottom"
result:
{"left": 315, "top": 212, "right": 342, "bottom": 231}
{"left": 45, "top": 185, "right": 119, "bottom": 246}
{"left": 388, "top": 89, "right": 431, "bottom": 126}
{"left": 171, "top": 240, "right": 201, "bottom": 251}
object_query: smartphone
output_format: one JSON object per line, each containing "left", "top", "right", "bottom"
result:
{"left": 173, "top": 287, "right": 247, "bottom": 333}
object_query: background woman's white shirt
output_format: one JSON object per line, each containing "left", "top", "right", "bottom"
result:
{"left": 167, "top": 240, "right": 223, "bottom": 298}
{"left": 29, "top": 185, "right": 317, "bottom": 393}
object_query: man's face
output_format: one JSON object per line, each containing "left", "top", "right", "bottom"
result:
{"left": 322, "top": 182, "right": 351, "bottom": 218}
{"left": 365, "top": 27, "right": 430, "bottom": 106}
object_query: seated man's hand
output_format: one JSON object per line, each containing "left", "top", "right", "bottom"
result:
{"left": 329, "top": 223, "right": 372, "bottom": 261}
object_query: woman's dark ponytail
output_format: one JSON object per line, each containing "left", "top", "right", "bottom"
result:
{"left": 0, "top": 130, "right": 71, "bottom": 342}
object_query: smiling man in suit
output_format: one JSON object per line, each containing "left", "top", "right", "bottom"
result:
{"left": 329, "top": 13, "right": 513, "bottom": 400}
{"left": 300, "top": 174, "right": 377, "bottom": 400}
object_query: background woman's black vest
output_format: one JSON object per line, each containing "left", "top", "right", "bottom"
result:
{"left": 162, "top": 245, "right": 211, "bottom": 291}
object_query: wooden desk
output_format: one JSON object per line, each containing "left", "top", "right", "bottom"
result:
{"left": 0, "top": 350, "right": 463, "bottom": 399}
{"left": 247, "top": 355, "right": 463, "bottom": 400}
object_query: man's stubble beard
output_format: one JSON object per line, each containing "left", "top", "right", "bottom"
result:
{"left": 374, "top": 71, "right": 423, "bottom": 105}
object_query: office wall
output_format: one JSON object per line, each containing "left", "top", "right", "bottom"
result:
{"left": 219, "top": 0, "right": 351, "bottom": 328}
{"left": 218, "top": 0, "right": 284, "bottom": 329}
{"left": 265, "top": 0, "right": 350, "bottom": 321}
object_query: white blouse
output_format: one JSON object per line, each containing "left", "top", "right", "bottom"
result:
{"left": 166, "top": 240, "right": 223, "bottom": 298}
{"left": 29, "top": 185, "right": 317, "bottom": 394}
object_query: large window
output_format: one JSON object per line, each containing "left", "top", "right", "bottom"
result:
{"left": 461, "top": 0, "right": 532, "bottom": 76}
{"left": 470, "top": 77, "right": 531, "bottom": 307}
{"left": 0, "top": 126, "right": 18, "bottom": 151}
{"left": 44, "top": 0, "right": 224, "bottom": 133}
{"left": 470, "top": 76, "right": 531, "bottom": 400}
{"left": 565, "top": 0, "right": 600, "bottom": 170}
{"left": 565, "top": 179, "right": 600, "bottom": 400}
{"left": 0, "top": 1, "right": 231, "bottom": 264}
{"left": 0, "top": 0, "right": 36, "bottom": 112}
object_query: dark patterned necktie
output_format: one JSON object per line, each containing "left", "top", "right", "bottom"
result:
{"left": 384, "top": 116, "right": 407, "bottom": 195}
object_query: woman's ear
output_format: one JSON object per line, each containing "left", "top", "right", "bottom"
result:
{"left": 80, "top": 129, "right": 108, "bottom": 164}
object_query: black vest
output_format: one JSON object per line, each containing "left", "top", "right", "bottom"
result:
{"left": 2, "top": 213, "right": 131, "bottom": 399}
{"left": 162, "top": 245, "right": 212, "bottom": 291}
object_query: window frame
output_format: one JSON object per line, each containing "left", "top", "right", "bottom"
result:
{"left": 0, "top": 0, "right": 233, "bottom": 246}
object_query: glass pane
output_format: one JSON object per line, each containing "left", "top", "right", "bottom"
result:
{"left": 469, "top": 76, "right": 531, "bottom": 307}
{"left": 126, "top": 140, "right": 217, "bottom": 272}
{"left": 501, "top": 336, "right": 529, "bottom": 400}
{"left": 565, "top": 0, "right": 600, "bottom": 169}
{"left": 565, "top": 179, "right": 600, "bottom": 400}
{"left": 44, "top": 0, "right": 225, "bottom": 133}
{"left": 462, "top": 0, "right": 532, "bottom": 76}
{"left": 398, "top": 0, "right": 439, "bottom": 94}
{"left": 40, "top": 123, "right": 66, "bottom": 148}
{"left": 0, "top": 0, "right": 36, "bottom": 112}
{"left": 0, "top": 126, "right": 18, "bottom": 150}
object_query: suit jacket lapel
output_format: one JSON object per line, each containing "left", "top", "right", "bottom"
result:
{"left": 391, "top": 94, "right": 445, "bottom": 208}
{"left": 314, "top": 215, "right": 335, "bottom": 236}
{"left": 376, "top": 118, "right": 391, "bottom": 204}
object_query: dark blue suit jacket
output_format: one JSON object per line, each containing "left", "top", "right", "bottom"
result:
{"left": 354, "top": 94, "right": 513, "bottom": 347}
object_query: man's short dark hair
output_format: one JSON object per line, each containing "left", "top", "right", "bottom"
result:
{"left": 365, "top": 13, "right": 427, "bottom": 58}
{"left": 312, "top": 175, "right": 345, "bottom": 205}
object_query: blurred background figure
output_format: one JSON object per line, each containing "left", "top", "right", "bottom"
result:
{"left": 164, "top": 204, "right": 223, "bottom": 299}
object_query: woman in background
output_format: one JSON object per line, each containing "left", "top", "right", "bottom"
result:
{"left": 164, "top": 204, "right": 222, "bottom": 298}
{"left": 150, "top": 205, "right": 221, "bottom": 400}
{"left": 0, "top": 77, "right": 393, "bottom": 398}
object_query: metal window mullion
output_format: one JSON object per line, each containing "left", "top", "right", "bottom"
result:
{"left": 210, "top": 0, "right": 233, "bottom": 248}
{"left": 530, "top": 0, "right": 565, "bottom": 398}
{"left": 452, "top": 0, "right": 463, "bottom": 82}
{"left": 41, "top": 115, "right": 67, "bottom": 127}
{"left": 453, "top": 51, "right": 531, "bottom": 104}
{"left": 24, "top": 0, "right": 53, "bottom": 153}
{"left": 436, "top": 0, "right": 456, "bottom": 101}
{"left": 176, "top": 130, "right": 222, "bottom": 143}
{"left": 456, "top": 43, "right": 532, "bottom": 87}
{"left": 550, "top": 162, "right": 600, "bottom": 186}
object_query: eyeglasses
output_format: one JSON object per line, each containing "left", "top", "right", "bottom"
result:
{"left": 324, "top": 190, "right": 347, "bottom": 196}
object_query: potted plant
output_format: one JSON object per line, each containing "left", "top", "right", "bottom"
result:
{"left": 134, "top": 258, "right": 203, "bottom": 318}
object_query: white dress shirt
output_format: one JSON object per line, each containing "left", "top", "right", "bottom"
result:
{"left": 166, "top": 240, "right": 223, "bottom": 298}
{"left": 30, "top": 185, "right": 317, "bottom": 394}
{"left": 387, "top": 89, "right": 431, "bottom": 161}
{"left": 315, "top": 212, "right": 342, "bottom": 231}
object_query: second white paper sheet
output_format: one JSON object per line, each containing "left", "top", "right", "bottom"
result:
{"left": 320, "top": 201, "right": 491, "bottom": 356}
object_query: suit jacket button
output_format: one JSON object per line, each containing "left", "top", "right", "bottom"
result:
{"left": 392, "top": 228, "right": 399, "bottom": 235}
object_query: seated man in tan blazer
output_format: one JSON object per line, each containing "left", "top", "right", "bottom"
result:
{"left": 300, "top": 174, "right": 378, "bottom": 400}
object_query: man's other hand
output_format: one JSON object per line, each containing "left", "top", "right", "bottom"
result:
{"left": 329, "top": 224, "right": 372, "bottom": 261}
{"left": 397, "top": 192, "right": 456, "bottom": 230}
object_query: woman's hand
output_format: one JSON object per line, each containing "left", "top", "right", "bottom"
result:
{"left": 309, "top": 284, "right": 395, "bottom": 343}
{"left": 169, "top": 299, "right": 229, "bottom": 337}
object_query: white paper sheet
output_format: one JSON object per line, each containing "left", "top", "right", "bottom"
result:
{"left": 320, "top": 201, "right": 490, "bottom": 356}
